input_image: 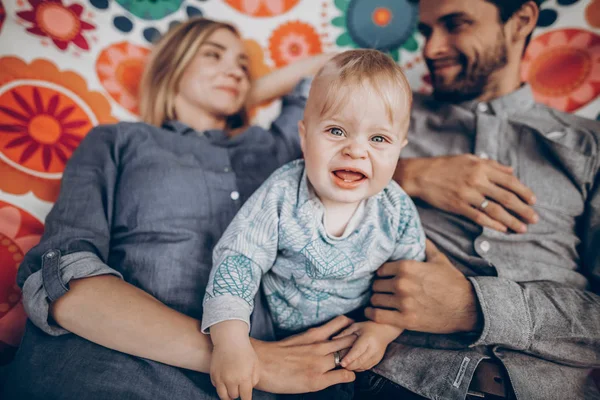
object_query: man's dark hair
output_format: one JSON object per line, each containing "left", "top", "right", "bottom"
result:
{"left": 485, "top": 0, "right": 541, "bottom": 50}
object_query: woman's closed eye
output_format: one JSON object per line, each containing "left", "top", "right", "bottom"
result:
{"left": 204, "top": 50, "right": 221, "bottom": 59}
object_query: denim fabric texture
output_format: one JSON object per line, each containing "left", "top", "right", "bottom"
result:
{"left": 2, "top": 80, "right": 311, "bottom": 399}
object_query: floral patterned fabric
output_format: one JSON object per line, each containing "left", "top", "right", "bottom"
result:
{"left": 0, "top": 0, "right": 598, "bottom": 365}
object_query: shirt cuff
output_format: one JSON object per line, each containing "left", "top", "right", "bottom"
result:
{"left": 201, "top": 295, "right": 253, "bottom": 334}
{"left": 21, "top": 251, "right": 123, "bottom": 336}
{"left": 285, "top": 77, "right": 313, "bottom": 103}
{"left": 468, "top": 276, "right": 532, "bottom": 350}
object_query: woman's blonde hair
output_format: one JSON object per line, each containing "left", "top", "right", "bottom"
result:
{"left": 139, "top": 17, "right": 249, "bottom": 128}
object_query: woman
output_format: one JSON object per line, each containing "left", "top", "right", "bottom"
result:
{"left": 2, "top": 18, "right": 355, "bottom": 399}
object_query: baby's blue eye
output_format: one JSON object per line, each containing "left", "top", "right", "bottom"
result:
{"left": 371, "top": 136, "right": 386, "bottom": 143}
{"left": 329, "top": 128, "right": 344, "bottom": 136}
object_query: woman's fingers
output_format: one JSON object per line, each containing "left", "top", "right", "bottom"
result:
{"left": 286, "top": 315, "right": 353, "bottom": 345}
{"left": 313, "top": 369, "right": 356, "bottom": 392}
{"left": 316, "top": 334, "right": 357, "bottom": 357}
{"left": 332, "top": 323, "right": 360, "bottom": 339}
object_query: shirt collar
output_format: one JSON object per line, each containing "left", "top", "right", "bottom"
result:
{"left": 162, "top": 120, "right": 196, "bottom": 135}
{"left": 454, "top": 84, "right": 535, "bottom": 115}
{"left": 162, "top": 120, "right": 228, "bottom": 140}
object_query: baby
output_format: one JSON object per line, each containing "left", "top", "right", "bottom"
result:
{"left": 202, "top": 49, "right": 426, "bottom": 399}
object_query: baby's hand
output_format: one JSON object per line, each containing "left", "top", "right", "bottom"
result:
{"left": 211, "top": 340, "right": 259, "bottom": 400}
{"left": 333, "top": 321, "right": 403, "bottom": 372}
{"left": 210, "top": 321, "right": 260, "bottom": 400}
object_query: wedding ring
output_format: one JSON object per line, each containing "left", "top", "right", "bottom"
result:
{"left": 333, "top": 351, "right": 341, "bottom": 368}
{"left": 480, "top": 199, "right": 489, "bottom": 210}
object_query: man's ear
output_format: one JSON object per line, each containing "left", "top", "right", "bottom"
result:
{"left": 298, "top": 120, "right": 306, "bottom": 154}
{"left": 509, "top": 1, "right": 539, "bottom": 43}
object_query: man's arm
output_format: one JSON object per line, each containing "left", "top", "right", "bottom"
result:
{"left": 367, "top": 240, "right": 600, "bottom": 368}
{"left": 395, "top": 155, "right": 538, "bottom": 233}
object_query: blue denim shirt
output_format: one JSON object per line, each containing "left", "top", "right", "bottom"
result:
{"left": 2, "top": 81, "right": 310, "bottom": 399}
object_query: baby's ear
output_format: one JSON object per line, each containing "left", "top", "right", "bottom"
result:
{"left": 298, "top": 120, "right": 307, "bottom": 153}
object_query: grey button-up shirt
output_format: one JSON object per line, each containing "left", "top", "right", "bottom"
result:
{"left": 372, "top": 86, "right": 600, "bottom": 400}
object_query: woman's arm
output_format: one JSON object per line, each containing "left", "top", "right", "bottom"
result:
{"left": 53, "top": 279, "right": 356, "bottom": 392}
{"left": 51, "top": 274, "right": 214, "bottom": 372}
{"left": 247, "top": 53, "right": 334, "bottom": 107}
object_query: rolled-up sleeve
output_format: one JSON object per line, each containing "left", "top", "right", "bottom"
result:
{"left": 270, "top": 77, "right": 312, "bottom": 162}
{"left": 16, "top": 124, "right": 122, "bottom": 334}
{"left": 22, "top": 252, "right": 122, "bottom": 335}
{"left": 465, "top": 155, "right": 600, "bottom": 367}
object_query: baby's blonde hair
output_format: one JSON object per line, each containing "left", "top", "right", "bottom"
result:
{"left": 306, "top": 49, "right": 412, "bottom": 128}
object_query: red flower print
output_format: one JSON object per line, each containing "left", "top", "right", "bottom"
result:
{"left": 17, "top": 0, "right": 95, "bottom": 51}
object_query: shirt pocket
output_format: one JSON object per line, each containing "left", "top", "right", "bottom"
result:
{"left": 116, "top": 151, "right": 213, "bottom": 226}
{"left": 518, "top": 130, "right": 592, "bottom": 216}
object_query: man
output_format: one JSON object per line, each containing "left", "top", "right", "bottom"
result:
{"left": 357, "top": 0, "right": 600, "bottom": 399}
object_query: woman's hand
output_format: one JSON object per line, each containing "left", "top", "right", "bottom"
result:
{"left": 395, "top": 155, "right": 538, "bottom": 233}
{"left": 252, "top": 316, "right": 357, "bottom": 394}
{"left": 247, "top": 53, "right": 335, "bottom": 107}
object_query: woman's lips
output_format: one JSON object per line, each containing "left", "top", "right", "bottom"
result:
{"left": 215, "top": 86, "right": 239, "bottom": 97}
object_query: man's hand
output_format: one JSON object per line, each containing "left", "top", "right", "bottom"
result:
{"left": 252, "top": 316, "right": 357, "bottom": 394}
{"left": 333, "top": 321, "right": 403, "bottom": 372}
{"left": 395, "top": 155, "right": 538, "bottom": 233}
{"left": 366, "top": 240, "right": 481, "bottom": 334}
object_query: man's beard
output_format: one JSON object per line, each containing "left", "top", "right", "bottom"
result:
{"left": 427, "top": 31, "right": 508, "bottom": 103}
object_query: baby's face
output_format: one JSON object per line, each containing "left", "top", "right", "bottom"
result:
{"left": 299, "top": 83, "right": 409, "bottom": 207}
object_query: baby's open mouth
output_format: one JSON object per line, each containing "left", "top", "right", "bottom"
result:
{"left": 333, "top": 170, "right": 366, "bottom": 182}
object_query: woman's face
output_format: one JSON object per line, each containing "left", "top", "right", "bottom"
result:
{"left": 176, "top": 28, "right": 251, "bottom": 120}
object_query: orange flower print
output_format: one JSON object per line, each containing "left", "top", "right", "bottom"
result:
{"left": 96, "top": 42, "right": 151, "bottom": 115}
{"left": 224, "top": 0, "right": 299, "bottom": 17}
{"left": 0, "top": 57, "right": 116, "bottom": 202}
{"left": 0, "top": 201, "right": 43, "bottom": 358}
{"left": 587, "top": 0, "right": 600, "bottom": 29}
{"left": 522, "top": 29, "right": 600, "bottom": 112}
{"left": 269, "top": 21, "right": 323, "bottom": 68}
{"left": 0, "top": 86, "right": 92, "bottom": 173}
{"left": 17, "top": 0, "right": 95, "bottom": 51}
